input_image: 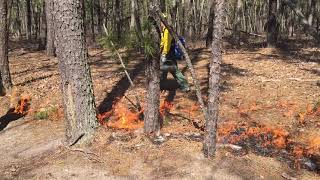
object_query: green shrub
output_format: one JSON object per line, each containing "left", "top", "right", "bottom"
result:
{"left": 34, "top": 106, "right": 58, "bottom": 120}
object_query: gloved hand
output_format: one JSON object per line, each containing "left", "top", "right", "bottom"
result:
{"left": 161, "top": 54, "right": 167, "bottom": 63}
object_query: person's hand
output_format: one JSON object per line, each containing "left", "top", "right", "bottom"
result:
{"left": 161, "top": 54, "right": 167, "bottom": 63}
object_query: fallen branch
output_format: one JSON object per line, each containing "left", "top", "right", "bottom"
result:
{"left": 150, "top": 7, "right": 209, "bottom": 124}
{"left": 102, "top": 23, "right": 142, "bottom": 111}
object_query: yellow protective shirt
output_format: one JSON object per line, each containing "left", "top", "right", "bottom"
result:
{"left": 160, "top": 27, "right": 172, "bottom": 56}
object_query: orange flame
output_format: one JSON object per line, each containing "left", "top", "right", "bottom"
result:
{"left": 160, "top": 100, "right": 174, "bottom": 117}
{"left": 14, "top": 96, "right": 31, "bottom": 115}
{"left": 106, "top": 103, "right": 144, "bottom": 130}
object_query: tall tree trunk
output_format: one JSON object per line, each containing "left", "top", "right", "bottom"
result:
{"left": 90, "top": 0, "right": 95, "bottom": 41}
{"left": 206, "top": 1, "right": 215, "bottom": 48}
{"left": 15, "top": 0, "right": 22, "bottom": 39}
{"left": 45, "top": 0, "right": 55, "bottom": 56}
{"left": 203, "top": 0, "right": 226, "bottom": 158}
{"left": 33, "top": 3, "right": 40, "bottom": 40}
{"left": 54, "top": 0, "right": 98, "bottom": 145}
{"left": 307, "top": 0, "right": 316, "bottom": 26}
{"left": 266, "top": 0, "right": 278, "bottom": 47}
{"left": 144, "top": 1, "right": 160, "bottom": 134}
{"left": 181, "top": 0, "right": 186, "bottom": 36}
{"left": 26, "top": 0, "right": 32, "bottom": 39}
{"left": 38, "top": 0, "right": 46, "bottom": 50}
{"left": 144, "top": 54, "right": 160, "bottom": 134}
{"left": 160, "top": 0, "right": 166, "bottom": 13}
{"left": 8, "top": 0, "right": 14, "bottom": 34}
{"left": 115, "top": 0, "right": 121, "bottom": 40}
{"left": 130, "top": 0, "right": 135, "bottom": 31}
{"left": 134, "top": 0, "right": 143, "bottom": 42}
{"left": 82, "top": 0, "right": 86, "bottom": 35}
{"left": 232, "top": 0, "right": 242, "bottom": 47}
{"left": 96, "top": 0, "right": 102, "bottom": 34}
{"left": 0, "top": 0, "right": 12, "bottom": 95}
{"left": 104, "top": 0, "right": 109, "bottom": 30}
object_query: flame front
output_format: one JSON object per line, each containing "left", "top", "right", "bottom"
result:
{"left": 99, "top": 102, "right": 144, "bottom": 130}
{"left": 14, "top": 96, "right": 31, "bottom": 115}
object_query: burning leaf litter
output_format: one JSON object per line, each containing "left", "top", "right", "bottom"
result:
{"left": 98, "top": 99, "right": 175, "bottom": 130}
{"left": 14, "top": 95, "right": 31, "bottom": 115}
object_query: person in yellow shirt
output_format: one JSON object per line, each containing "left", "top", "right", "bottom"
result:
{"left": 160, "top": 16, "right": 190, "bottom": 92}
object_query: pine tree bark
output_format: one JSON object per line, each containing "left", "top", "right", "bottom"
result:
{"left": 38, "top": 0, "right": 46, "bottom": 50}
{"left": 0, "top": 0, "right": 12, "bottom": 95}
{"left": 206, "top": 1, "right": 215, "bottom": 48}
{"left": 115, "top": 0, "right": 121, "bottom": 40}
{"left": 203, "top": 0, "right": 226, "bottom": 158}
{"left": 266, "top": 0, "right": 278, "bottom": 47}
{"left": 15, "top": 0, "right": 22, "bottom": 39}
{"left": 232, "top": 0, "right": 242, "bottom": 47}
{"left": 144, "top": 1, "right": 160, "bottom": 134}
{"left": 54, "top": 0, "right": 98, "bottom": 145}
{"left": 45, "top": 0, "right": 55, "bottom": 56}
{"left": 96, "top": 0, "right": 102, "bottom": 34}
{"left": 26, "top": 0, "right": 32, "bottom": 39}
{"left": 90, "top": 0, "right": 95, "bottom": 41}
{"left": 144, "top": 54, "right": 160, "bottom": 134}
{"left": 130, "top": 0, "right": 135, "bottom": 31}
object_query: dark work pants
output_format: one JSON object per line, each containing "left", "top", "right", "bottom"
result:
{"left": 160, "top": 60, "right": 189, "bottom": 90}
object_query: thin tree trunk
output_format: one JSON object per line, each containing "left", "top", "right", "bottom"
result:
{"left": 82, "top": 0, "right": 86, "bottom": 35}
{"left": 15, "top": 0, "right": 22, "bottom": 39}
{"left": 54, "top": 0, "right": 98, "bottom": 145}
{"left": 90, "top": 0, "right": 95, "bottom": 41}
{"left": 26, "top": 0, "right": 32, "bottom": 39}
{"left": 130, "top": 0, "right": 135, "bottom": 31}
{"left": 45, "top": 0, "right": 55, "bottom": 56}
{"left": 134, "top": 0, "right": 143, "bottom": 43}
{"left": 115, "top": 0, "right": 121, "bottom": 40}
{"left": 33, "top": 3, "right": 40, "bottom": 40}
{"left": 203, "top": 0, "right": 226, "bottom": 158}
{"left": 266, "top": 0, "right": 278, "bottom": 47}
{"left": 232, "top": 0, "right": 242, "bottom": 47}
{"left": 38, "top": 0, "right": 46, "bottom": 50}
{"left": 8, "top": 0, "right": 13, "bottom": 34}
{"left": 104, "top": 0, "right": 109, "bottom": 30}
{"left": 160, "top": 0, "right": 165, "bottom": 13}
{"left": 206, "top": 1, "right": 215, "bottom": 48}
{"left": 96, "top": 0, "right": 102, "bottom": 34}
{"left": 0, "top": 0, "right": 12, "bottom": 95}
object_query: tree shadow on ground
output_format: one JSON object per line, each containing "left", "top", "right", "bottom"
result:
{"left": 185, "top": 62, "right": 250, "bottom": 103}
{"left": 225, "top": 38, "right": 319, "bottom": 64}
{"left": 97, "top": 60, "right": 146, "bottom": 114}
{"left": 0, "top": 109, "right": 24, "bottom": 131}
{"left": 181, "top": 48, "right": 209, "bottom": 74}
{"left": 15, "top": 73, "right": 59, "bottom": 86}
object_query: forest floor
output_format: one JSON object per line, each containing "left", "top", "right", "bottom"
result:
{"left": 0, "top": 38, "right": 319, "bottom": 179}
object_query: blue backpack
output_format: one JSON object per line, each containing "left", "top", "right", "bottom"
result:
{"left": 172, "top": 37, "right": 186, "bottom": 60}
